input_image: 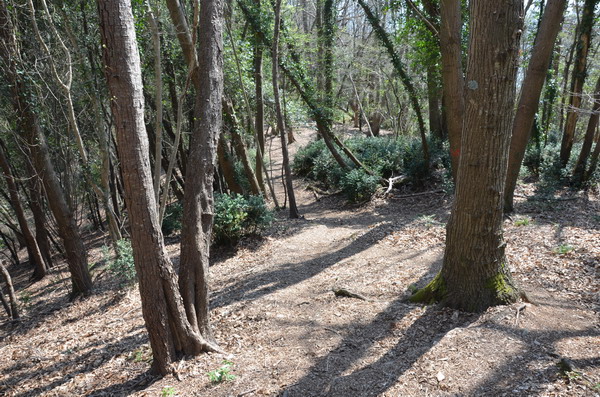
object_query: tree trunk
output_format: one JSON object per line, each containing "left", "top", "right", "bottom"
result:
{"left": 440, "top": 0, "right": 464, "bottom": 181}
{"left": 0, "top": 0, "right": 92, "bottom": 297}
{"left": 0, "top": 142, "right": 47, "bottom": 280}
{"left": 222, "top": 99, "right": 262, "bottom": 195}
{"left": 572, "top": 74, "right": 600, "bottom": 184}
{"left": 504, "top": 0, "right": 567, "bottom": 212}
{"left": 254, "top": 0, "right": 266, "bottom": 193}
{"left": 560, "top": 0, "right": 599, "bottom": 167}
{"left": 178, "top": 0, "right": 223, "bottom": 343}
{"left": 273, "top": 0, "right": 299, "bottom": 219}
{"left": 0, "top": 262, "right": 19, "bottom": 319}
{"left": 98, "top": 0, "right": 220, "bottom": 375}
{"left": 218, "top": 135, "right": 244, "bottom": 194}
{"left": 426, "top": 65, "right": 443, "bottom": 140}
{"left": 584, "top": 131, "right": 600, "bottom": 180}
{"left": 412, "top": 0, "right": 522, "bottom": 312}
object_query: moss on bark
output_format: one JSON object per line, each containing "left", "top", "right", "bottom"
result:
{"left": 409, "top": 272, "right": 446, "bottom": 304}
{"left": 484, "top": 266, "right": 520, "bottom": 305}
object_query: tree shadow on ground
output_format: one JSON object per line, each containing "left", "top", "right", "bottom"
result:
{"left": 210, "top": 218, "right": 435, "bottom": 310}
{"left": 0, "top": 331, "right": 149, "bottom": 396}
{"left": 282, "top": 265, "right": 479, "bottom": 396}
{"left": 470, "top": 322, "right": 600, "bottom": 395}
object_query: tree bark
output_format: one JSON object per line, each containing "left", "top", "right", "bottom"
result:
{"left": 560, "top": 0, "right": 599, "bottom": 167}
{"left": 0, "top": 262, "right": 19, "bottom": 319}
{"left": 178, "top": 0, "right": 223, "bottom": 343}
{"left": 504, "top": 0, "right": 567, "bottom": 211}
{"left": 412, "top": 0, "right": 522, "bottom": 312}
{"left": 440, "top": 0, "right": 464, "bottom": 181}
{"left": 98, "top": 0, "right": 219, "bottom": 375}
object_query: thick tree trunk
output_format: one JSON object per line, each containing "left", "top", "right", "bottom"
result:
{"left": 504, "top": 0, "right": 567, "bottom": 211}
{"left": 178, "top": 0, "right": 223, "bottom": 343}
{"left": 413, "top": 0, "right": 522, "bottom": 312}
{"left": 0, "top": 143, "right": 46, "bottom": 280}
{"left": 98, "top": 0, "right": 219, "bottom": 375}
{"left": 440, "top": 0, "right": 464, "bottom": 181}
{"left": 560, "top": 0, "right": 599, "bottom": 167}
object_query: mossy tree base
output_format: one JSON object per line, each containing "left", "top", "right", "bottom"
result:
{"left": 410, "top": 269, "right": 520, "bottom": 313}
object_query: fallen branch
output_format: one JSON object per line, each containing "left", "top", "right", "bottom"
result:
{"left": 391, "top": 189, "right": 444, "bottom": 199}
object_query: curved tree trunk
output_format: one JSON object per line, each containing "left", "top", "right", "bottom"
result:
{"left": 504, "top": 0, "right": 567, "bottom": 211}
{"left": 412, "top": 0, "right": 522, "bottom": 312}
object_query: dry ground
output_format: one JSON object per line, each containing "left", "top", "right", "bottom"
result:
{"left": 0, "top": 127, "right": 599, "bottom": 396}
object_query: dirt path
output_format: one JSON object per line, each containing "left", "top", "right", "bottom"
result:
{"left": 0, "top": 127, "right": 598, "bottom": 396}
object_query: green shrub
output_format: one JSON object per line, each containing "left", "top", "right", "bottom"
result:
{"left": 162, "top": 201, "right": 183, "bottom": 236}
{"left": 213, "top": 193, "right": 273, "bottom": 244}
{"left": 294, "top": 135, "right": 447, "bottom": 201}
{"left": 107, "top": 239, "right": 136, "bottom": 286}
{"left": 339, "top": 169, "right": 380, "bottom": 202}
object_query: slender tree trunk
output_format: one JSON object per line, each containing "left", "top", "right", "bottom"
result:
{"left": 573, "top": 74, "right": 600, "bottom": 184}
{"left": 0, "top": 262, "right": 18, "bottom": 319}
{"left": 223, "top": 99, "right": 262, "bottom": 195}
{"left": 412, "top": 0, "right": 522, "bottom": 312}
{"left": 254, "top": 0, "right": 266, "bottom": 192}
{"left": 504, "top": 0, "right": 567, "bottom": 211}
{"left": 0, "top": 143, "right": 46, "bottom": 280}
{"left": 584, "top": 129, "right": 600, "bottom": 180}
{"left": 560, "top": 0, "right": 599, "bottom": 167}
{"left": 178, "top": 0, "right": 224, "bottom": 343}
{"left": 98, "top": 0, "right": 220, "bottom": 375}
{"left": 440, "top": 0, "right": 464, "bottom": 181}
{"left": 146, "top": 1, "right": 163, "bottom": 205}
{"left": 273, "top": 0, "right": 299, "bottom": 218}
{"left": 217, "top": 135, "right": 244, "bottom": 194}
{"left": 27, "top": 172, "right": 54, "bottom": 269}
{"left": 426, "top": 65, "right": 443, "bottom": 139}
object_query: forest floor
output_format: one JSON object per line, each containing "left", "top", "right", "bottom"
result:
{"left": 0, "top": 126, "right": 599, "bottom": 397}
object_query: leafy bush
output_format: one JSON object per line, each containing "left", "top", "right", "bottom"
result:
{"left": 162, "top": 201, "right": 183, "bottom": 236}
{"left": 339, "top": 169, "right": 380, "bottom": 202}
{"left": 107, "top": 239, "right": 136, "bottom": 286}
{"left": 293, "top": 135, "right": 447, "bottom": 201}
{"left": 213, "top": 193, "right": 273, "bottom": 244}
